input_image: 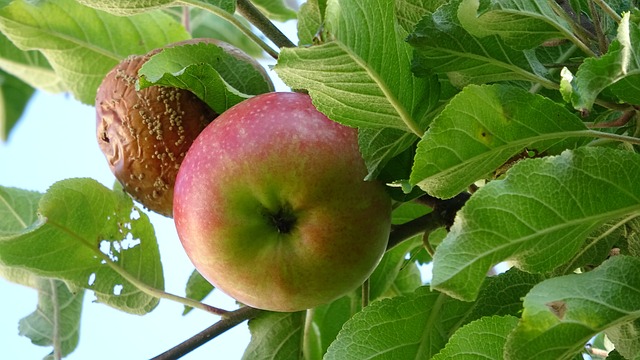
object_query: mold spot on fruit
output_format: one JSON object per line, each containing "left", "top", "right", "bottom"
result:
{"left": 95, "top": 50, "right": 217, "bottom": 217}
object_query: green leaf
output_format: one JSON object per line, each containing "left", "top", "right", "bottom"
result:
{"left": 76, "top": 0, "right": 235, "bottom": 15}
{"left": 563, "top": 12, "right": 640, "bottom": 111}
{"left": 297, "top": 0, "right": 323, "bottom": 46}
{"left": 553, "top": 219, "right": 627, "bottom": 275}
{"left": 457, "top": 0, "right": 575, "bottom": 50}
{"left": 308, "top": 294, "right": 357, "bottom": 359}
{"left": 138, "top": 41, "right": 273, "bottom": 114}
{"left": 369, "top": 236, "right": 422, "bottom": 300}
{"left": 0, "top": 33, "right": 64, "bottom": 92}
{"left": 504, "top": 256, "right": 640, "bottom": 360}
{"left": 466, "top": 268, "right": 545, "bottom": 322}
{"left": 395, "top": 0, "right": 446, "bottom": 34}
{"left": 242, "top": 311, "right": 305, "bottom": 360}
{"left": 408, "top": 0, "right": 551, "bottom": 88}
{"left": 275, "top": 0, "right": 438, "bottom": 136}
{"left": 0, "top": 178, "right": 164, "bottom": 314}
{"left": 251, "top": 0, "right": 296, "bottom": 22}
{"left": 324, "top": 287, "right": 475, "bottom": 359}
{"left": 432, "top": 315, "right": 519, "bottom": 360}
{"left": 0, "top": 185, "right": 41, "bottom": 236}
{"left": 0, "top": 70, "right": 33, "bottom": 141}
{"left": 182, "top": 269, "right": 214, "bottom": 315}
{"left": 431, "top": 147, "right": 640, "bottom": 301}
{"left": 190, "top": 11, "right": 263, "bottom": 58}
{"left": 410, "top": 84, "right": 589, "bottom": 199}
{"left": 18, "top": 278, "right": 83, "bottom": 360}
{"left": 606, "top": 318, "right": 640, "bottom": 360}
{"left": 0, "top": 0, "right": 189, "bottom": 104}
{"left": 0, "top": 186, "right": 41, "bottom": 287}
{"left": 358, "top": 127, "right": 420, "bottom": 181}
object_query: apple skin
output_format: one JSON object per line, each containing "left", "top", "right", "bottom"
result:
{"left": 173, "top": 92, "right": 392, "bottom": 312}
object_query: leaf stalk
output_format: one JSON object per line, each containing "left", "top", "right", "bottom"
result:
{"left": 181, "top": 0, "right": 280, "bottom": 59}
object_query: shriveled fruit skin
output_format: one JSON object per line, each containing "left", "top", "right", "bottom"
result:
{"left": 95, "top": 50, "right": 216, "bottom": 217}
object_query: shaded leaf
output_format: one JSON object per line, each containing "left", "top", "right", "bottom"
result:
{"left": 410, "top": 84, "right": 589, "bottom": 199}
{"left": 324, "top": 287, "right": 475, "bottom": 360}
{"left": 252, "top": 0, "right": 296, "bottom": 22}
{"left": 297, "top": 0, "right": 323, "bottom": 46}
{"left": 308, "top": 294, "right": 357, "bottom": 359}
{"left": 358, "top": 124, "right": 420, "bottom": 181}
{"left": 466, "top": 268, "right": 545, "bottom": 322}
{"left": 408, "top": 0, "right": 550, "bottom": 87}
{"left": 18, "top": 278, "right": 83, "bottom": 360}
{"left": 138, "top": 41, "right": 273, "bottom": 114}
{"left": 553, "top": 219, "right": 628, "bottom": 275}
{"left": 606, "top": 318, "right": 640, "bottom": 360}
{"left": 182, "top": 269, "right": 214, "bottom": 315}
{"left": 505, "top": 256, "right": 640, "bottom": 360}
{"left": 242, "top": 311, "right": 305, "bottom": 360}
{"left": 432, "top": 315, "right": 519, "bottom": 360}
{"left": 369, "top": 236, "right": 422, "bottom": 300}
{"left": 0, "top": 178, "right": 164, "bottom": 314}
{"left": 432, "top": 147, "right": 640, "bottom": 301}
{"left": 0, "top": 70, "right": 33, "bottom": 141}
{"left": 0, "top": 0, "right": 189, "bottom": 104}
{"left": 76, "top": 0, "right": 235, "bottom": 15}
{"left": 457, "top": 0, "right": 575, "bottom": 50}
{"left": 562, "top": 12, "right": 640, "bottom": 111}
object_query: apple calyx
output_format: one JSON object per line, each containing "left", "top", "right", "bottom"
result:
{"left": 265, "top": 204, "right": 297, "bottom": 234}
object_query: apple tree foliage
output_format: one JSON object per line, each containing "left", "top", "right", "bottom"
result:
{"left": 2, "top": 0, "right": 640, "bottom": 359}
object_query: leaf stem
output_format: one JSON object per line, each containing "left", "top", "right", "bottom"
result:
{"left": 151, "top": 306, "right": 264, "bottom": 360}
{"left": 47, "top": 218, "right": 231, "bottom": 316}
{"left": 585, "top": 129, "right": 640, "bottom": 145}
{"left": 236, "top": 0, "right": 296, "bottom": 49}
{"left": 548, "top": 0, "right": 598, "bottom": 57}
{"left": 180, "top": 0, "right": 280, "bottom": 59}
{"left": 592, "top": 0, "right": 622, "bottom": 23}
{"left": 49, "top": 279, "right": 63, "bottom": 360}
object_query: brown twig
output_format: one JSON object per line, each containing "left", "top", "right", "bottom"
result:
{"left": 387, "top": 192, "right": 471, "bottom": 250}
{"left": 151, "top": 306, "right": 264, "bottom": 360}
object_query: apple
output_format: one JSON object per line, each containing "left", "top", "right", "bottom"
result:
{"left": 173, "top": 92, "right": 392, "bottom": 312}
{"left": 96, "top": 38, "right": 273, "bottom": 217}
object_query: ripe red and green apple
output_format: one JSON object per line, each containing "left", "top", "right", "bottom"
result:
{"left": 173, "top": 92, "right": 392, "bottom": 312}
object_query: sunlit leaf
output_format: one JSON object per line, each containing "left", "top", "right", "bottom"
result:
{"left": 432, "top": 315, "right": 519, "bottom": 360}
{"left": 275, "top": 0, "right": 438, "bottom": 135}
{"left": 505, "top": 256, "right": 640, "bottom": 360}
{"left": 0, "top": 0, "right": 189, "bottom": 104}
{"left": 138, "top": 41, "right": 273, "bottom": 113}
{"left": 0, "top": 178, "right": 164, "bottom": 314}
{"left": 410, "top": 84, "right": 589, "bottom": 198}
{"left": 18, "top": 278, "right": 83, "bottom": 360}
{"left": 0, "top": 33, "right": 63, "bottom": 92}
{"left": 432, "top": 147, "right": 640, "bottom": 301}
{"left": 76, "top": 0, "right": 235, "bottom": 15}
